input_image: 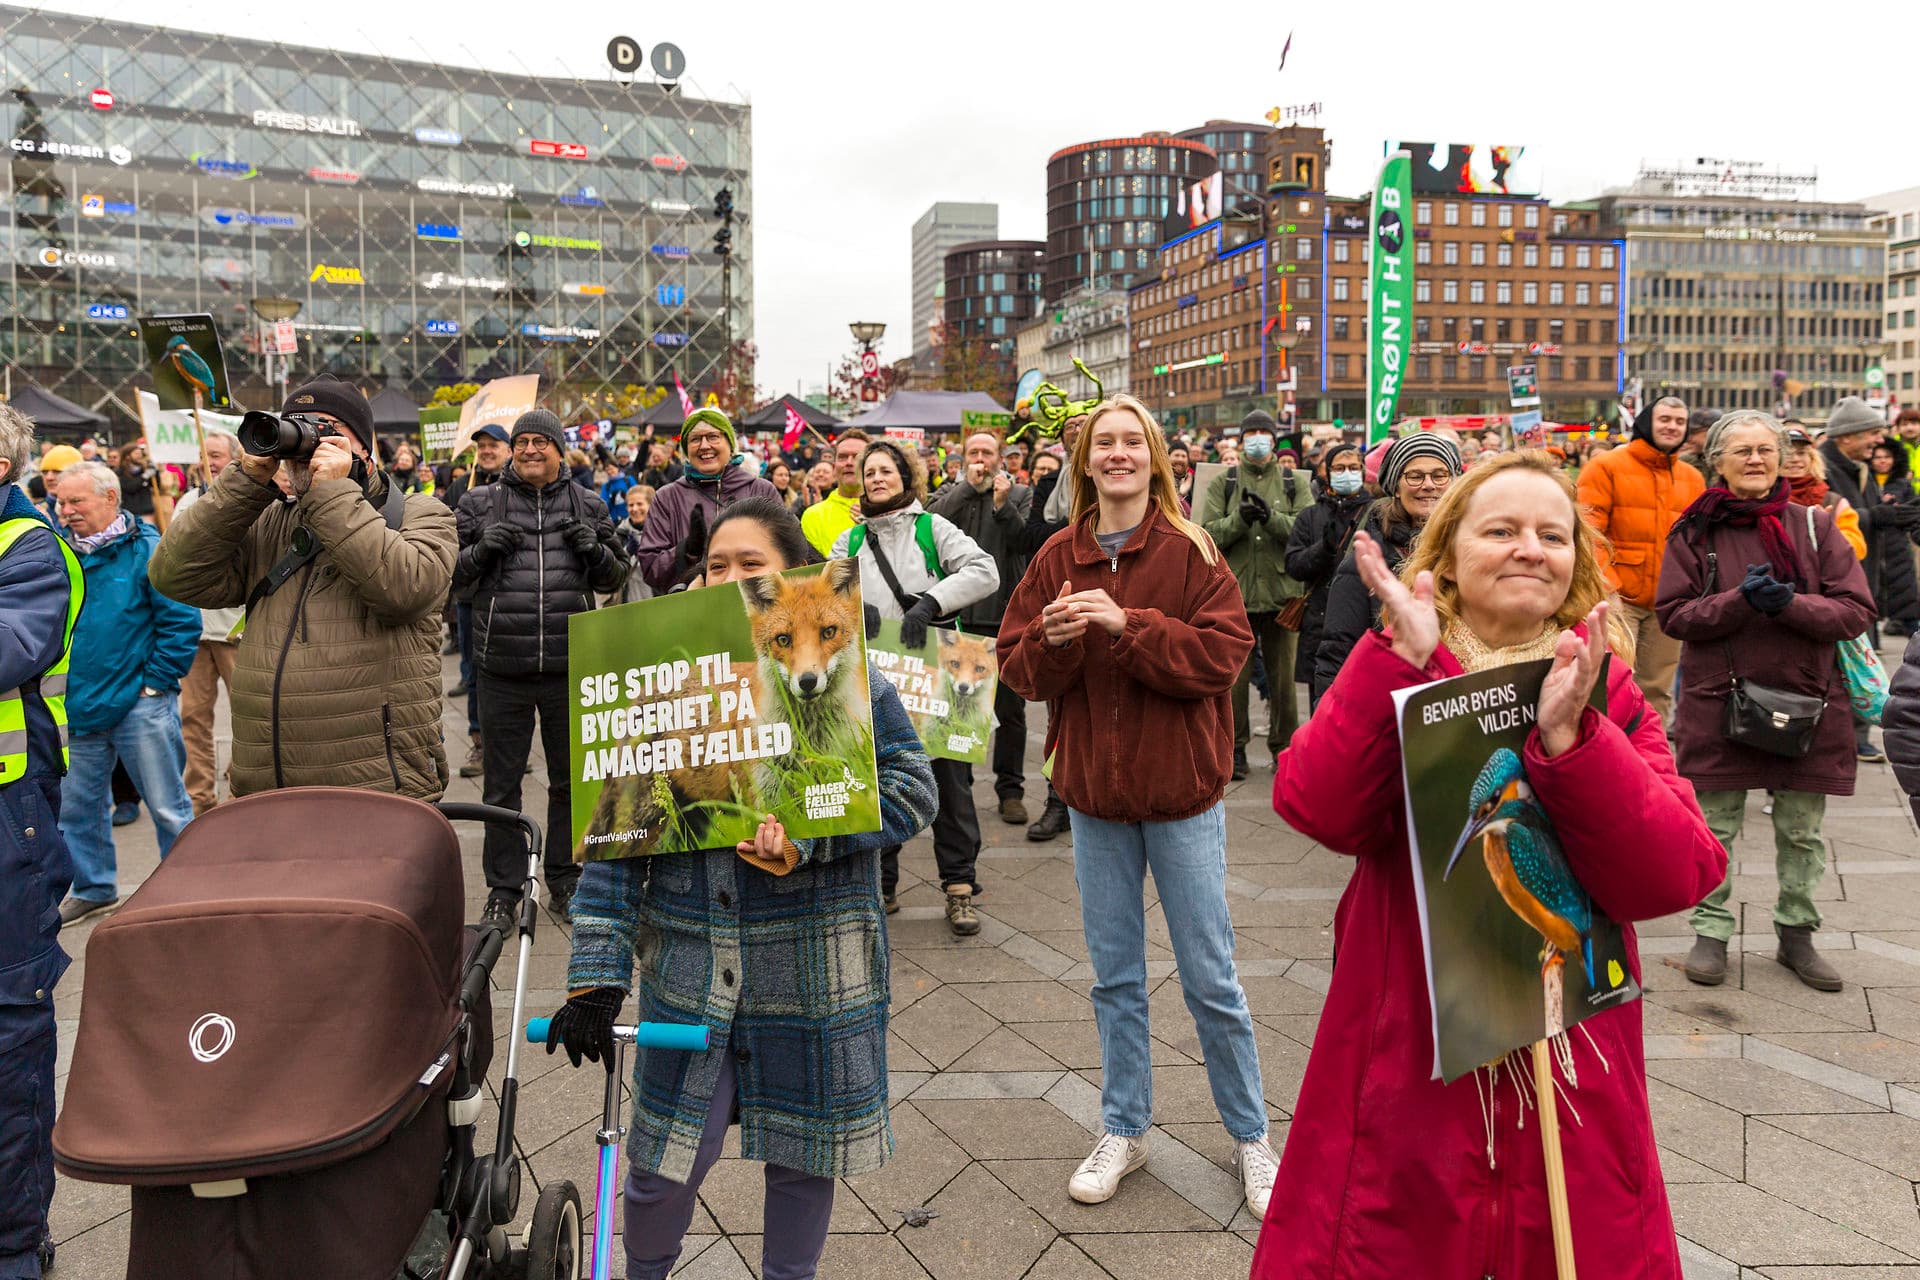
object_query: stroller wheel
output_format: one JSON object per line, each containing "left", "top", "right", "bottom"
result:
{"left": 524, "top": 1181, "right": 583, "bottom": 1280}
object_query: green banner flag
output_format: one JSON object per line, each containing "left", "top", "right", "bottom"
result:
{"left": 865, "top": 620, "right": 998, "bottom": 764}
{"left": 418, "top": 406, "right": 462, "bottom": 465}
{"left": 568, "top": 561, "right": 882, "bottom": 862}
{"left": 1366, "top": 152, "right": 1413, "bottom": 447}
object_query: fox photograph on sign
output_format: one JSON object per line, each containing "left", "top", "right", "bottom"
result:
{"left": 138, "top": 313, "right": 233, "bottom": 411}
{"left": 1392, "top": 658, "right": 1639, "bottom": 1082}
{"left": 866, "top": 621, "right": 998, "bottom": 764}
{"left": 569, "top": 560, "right": 882, "bottom": 862}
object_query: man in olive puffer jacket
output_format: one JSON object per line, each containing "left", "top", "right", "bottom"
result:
{"left": 150, "top": 377, "right": 458, "bottom": 807}
{"left": 455, "top": 409, "right": 627, "bottom": 923}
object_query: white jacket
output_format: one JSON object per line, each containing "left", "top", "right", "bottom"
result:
{"left": 831, "top": 501, "right": 999, "bottom": 619}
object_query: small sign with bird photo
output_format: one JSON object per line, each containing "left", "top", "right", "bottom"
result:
{"left": 138, "top": 313, "right": 233, "bottom": 411}
{"left": 568, "top": 560, "right": 882, "bottom": 862}
{"left": 1392, "top": 657, "right": 1639, "bottom": 1083}
{"left": 866, "top": 621, "right": 998, "bottom": 764}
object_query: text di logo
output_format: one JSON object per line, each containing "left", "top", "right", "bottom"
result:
{"left": 189, "top": 1013, "right": 236, "bottom": 1063}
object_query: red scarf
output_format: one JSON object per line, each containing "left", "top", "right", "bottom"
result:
{"left": 1680, "top": 478, "right": 1805, "bottom": 588}
{"left": 1786, "top": 472, "right": 1828, "bottom": 509}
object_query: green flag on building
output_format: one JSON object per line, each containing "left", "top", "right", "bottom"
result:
{"left": 1366, "top": 152, "right": 1413, "bottom": 447}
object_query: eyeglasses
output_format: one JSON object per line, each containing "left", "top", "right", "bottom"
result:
{"left": 1400, "top": 469, "right": 1455, "bottom": 489}
{"left": 685, "top": 430, "right": 728, "bottom": 447}
{"left": 1722, "top": 446, "right": 1778, "bottom": 462}
{"left": 513, "top": 436, "right": 555, "bottom": 452}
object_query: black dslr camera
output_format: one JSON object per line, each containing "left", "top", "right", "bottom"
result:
{"left": 238, "top": 410, "right": 341, "bottom": 460}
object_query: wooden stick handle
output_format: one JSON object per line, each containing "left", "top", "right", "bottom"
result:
{"left": 1532, "top": 1039, "right": 1577, "bottom": 1280}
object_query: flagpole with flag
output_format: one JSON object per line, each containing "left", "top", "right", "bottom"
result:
{"left": 781, "top": 403, "right": 808, "bottom": 453}
{"left": 1366, "top": 151, "right": 1414, "bottom": 447}
{"left": 673, "top": 370, "right": 694, "bottom": 419}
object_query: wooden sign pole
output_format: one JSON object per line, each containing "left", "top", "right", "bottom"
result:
{"left": 1532, "top": 1038, "right": 1577, "bottom": 1280}
{"left": 189, "top": 387, "right": 211, "bottom": 487}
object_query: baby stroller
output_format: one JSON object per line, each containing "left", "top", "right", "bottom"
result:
{"left": 52, "top": 787, "right": 581, "bottom": 1280}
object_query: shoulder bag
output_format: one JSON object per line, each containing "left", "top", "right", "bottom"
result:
{"left": 1701, "top": 519, "right": 1825, "bottom": 758}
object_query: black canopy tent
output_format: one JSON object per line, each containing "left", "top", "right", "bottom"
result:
{"left": 4, "top": 382, "right": 112, "bottom": 442}
{"left": 616, "top": 395, "right": 691, "bottom": 430}
{"left": 846, "top": 390, "right": 1011, "bottom": 434}
{"left": 740, "top": 394, "right": 842, "bottom": 432}
{"left": 366, "top": 386, "right": 421, "bottom": 433}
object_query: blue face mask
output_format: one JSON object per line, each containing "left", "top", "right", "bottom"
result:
{"left": 1242, "top": 436, "right": 1273, "bottom": 462}
{"left": 1329, "top": 470, "right": 1364, "bottom": 495}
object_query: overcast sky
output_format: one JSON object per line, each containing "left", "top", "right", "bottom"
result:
{"left": 37, "top": 0, "right": 1920, "bottom": 395}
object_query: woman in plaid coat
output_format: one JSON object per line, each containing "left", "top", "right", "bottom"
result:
{"left": 548, "top": 497, "right": 938, "bottom": 1280}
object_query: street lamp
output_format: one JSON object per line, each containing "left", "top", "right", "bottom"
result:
{"left": 1271, "top": 328, "right": 1301, "bottom": 426}
{"left": 848, "top": 321, "right": 887, "bottom": 347}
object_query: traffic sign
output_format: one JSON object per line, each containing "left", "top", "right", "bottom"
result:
{"left": 89, "top": 88, "right": 115, "bottom": 110}
{"left": 607, "top": 36, "right": 641, "bottom": 75}
{"left": 860, "top": 350, "right": 880, "bottom": 378}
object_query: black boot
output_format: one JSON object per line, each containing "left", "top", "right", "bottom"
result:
{"left": 1231, "top": 748, "right": 1249, "bottom": 781}
{"left": 1776, "top": 924, "right": 1842, "bottom": 991}
{"left": 1027, "top": 795, "right": 1071, "bottom": 842}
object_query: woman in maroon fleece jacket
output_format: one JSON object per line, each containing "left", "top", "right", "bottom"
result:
{"left": 998, "top": 394, "right": 1275, "bottom": 1221}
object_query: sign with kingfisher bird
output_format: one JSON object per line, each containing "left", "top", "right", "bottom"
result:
{"left": 138, "top": 313, "right": 232, "bottom": 411}
{"left": 1393, "top": 658, "right": 1639, "bottom": 1083}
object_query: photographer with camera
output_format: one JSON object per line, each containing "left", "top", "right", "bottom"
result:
{"left": 149, "top": 377, "right": 458, "bottom": 801}
{"left": 455, "top": 409, "right": 628, "bottom": 925}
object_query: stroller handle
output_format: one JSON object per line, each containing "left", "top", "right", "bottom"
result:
{"left": 433, "top": 802, "right": 543, "bottom": 863}
{"left": 525, "top": 1018, "right": 711, "bottom": 1052}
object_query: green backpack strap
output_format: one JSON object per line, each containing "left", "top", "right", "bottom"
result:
{"left": 914, "top": 513, "right": 945, "bottom": 580}
{"left": 846, "top": 523, "right": 866, "bottom": 557}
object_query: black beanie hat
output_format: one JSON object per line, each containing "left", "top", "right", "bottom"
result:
{"left": 1320, "top": 441, "right": 1361, "bottom": 474}
{"left": 1240, "top": 409, "right": 1279, "bottom": 438}
{"left": 510, "top": 408, "right": 567, "bottom": 452}
{"left": 281, "top": 378, "right": 373, "bottom": 449}
{"left": 1631, "top": 399, "right": 1686, "bottom": 453}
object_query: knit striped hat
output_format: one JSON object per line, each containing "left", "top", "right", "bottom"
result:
{"left": 1378, "top": 433, "right": 1462, "bottom": 497}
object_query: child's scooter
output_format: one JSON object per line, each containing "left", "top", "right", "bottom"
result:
{"left": 525, "top": 1018, "right": 710, "bottom": 1280}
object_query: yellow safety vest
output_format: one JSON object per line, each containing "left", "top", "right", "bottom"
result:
{"left": 0, "top": 518, "right": 83, "bottom": 785}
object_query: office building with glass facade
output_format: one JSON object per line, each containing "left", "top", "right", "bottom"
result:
{"left": 2, "top": 4, "right": 751, "bottom": 425}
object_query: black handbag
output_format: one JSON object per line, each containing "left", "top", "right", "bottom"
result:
{"left": 1701, "top": 544, "right": 1826, "bottom": 759}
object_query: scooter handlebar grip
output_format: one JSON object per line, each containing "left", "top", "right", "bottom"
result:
{"left": 524, "top": 1017, "right": 553, "bottom": 1045}
{"left": 624, "top": 1022, "right": 710, "bottom": 1051}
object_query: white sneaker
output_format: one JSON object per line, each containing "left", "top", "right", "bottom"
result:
{"left": 1067, "top": 1132, "right": 1148, "bottom": 1204}
{"left": 1235, "top": 1136, "right": 1280, "bottom": 1219}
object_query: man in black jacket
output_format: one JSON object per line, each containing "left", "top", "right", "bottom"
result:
{"left": 929, "top": 431, "right": 1033, "bottom": 823}
{"left": 455, "top": 409, "right": 627, "bottom": 922}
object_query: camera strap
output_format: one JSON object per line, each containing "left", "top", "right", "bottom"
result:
{"left": 245, "top": 480, "right": 407, "bottom": 615}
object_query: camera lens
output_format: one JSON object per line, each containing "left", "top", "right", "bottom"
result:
{"left": 237, "top": 410, "right": 320, "bottom": 459}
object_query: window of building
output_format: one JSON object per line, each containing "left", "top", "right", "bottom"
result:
{"left": 1600, "top": 246, "right": 1615, "bottom": 269}
{"left": 1297, "top": 278, "right": 1312, "bottom": 300}
{"left": 1332, "top": 316, "right": 1349, "bottom": 340}
{"left": 1470, "top": 281, "right": 1487, "bottom": 303}
{"left": 1417, "top": 201, "right": 1433, "bottom": 224}
{"left": 1523, "top": 319, "right": 1539, "bottom": 340}
{"left": 1550, "top": 283, "right": 1566, "bottom": 305}
{"left": 1497, "top": 281, "right": 1513, "bottom": 304}
{"left": 1415, "top": 241, "right": 1431, "bottom": 264}
{"left": 1441, "top": 357, "right": 1458, "bottom": 380}
{"left": 1333, "top": 239, "right": 1349, "bottom": 262}
{"left": 1496, "top": 319, "right": 1512, "bottom": 342}
{"left": 1552, "top": 214, "right": 1569, "bottom": 234}
{"left": 1574, "top": 357, "right": 1590, "bottom": 380}
{"left": 1600, "top": 319, "right": 1615, "bottom": 343}
{"left": 1599, "top": 356, "right": 1614, "bottom": 380}
{"left": 1524, "top": 206, "right": 1540, "bottom": 228}
{"left": 1332, "top": 277, "right": 1349, "bottom": 301}
{"left": 1470, "top": 357, "right": 1487, "bottom": 379}
{"left": 1416, "top": 355, "right": 1433, "bottom": 378}
{"left": 1524, "top": 244, "right": 1539, "bottom": 267}
{"left": 1575, "top": 321, "right": 1589, "bottom": 342}
{"left": 1550, "top": 245, "right": 1566, "bottom": 268}
{"left": 1576, "top": 283, "right": 1591, "bottom": 305}
{"left": 1497, "top": 204, "right": 1514, "bottom": 228}
{"left": 1416, "top": 279, "right": 1432, "bottom": 302}
{"left": 1443, "top": 242, "right": 1460, "bottom": 266}
{"left": 1416, "top": 317, "right": 1431, "bottom": 339}
{"left": 1470, "top": 243, "right": 1487, "bottom": 266}
{"left": 1442, "top": 318, "right": 1459, "bottom": 341}
{"left": 1297, "top": 237, "right": 1313, "bottom": 259}
{"left": 1332, "top": 355, "right": 1349, "bottom": 378}
{"left": 1497, "top": 243, "right": 1513, "bottom": 267}
{"left": 1470, "top": 204, "right": 1487, "bottom": 227}
{"left": 1443, "top": 280, "right": 1459, "bottom": 303}
{"left": 1444, "top": 203, "right": 1460, "bottom": 226}
{"left": 1599, "top": 283, "right": 1615, "bottom": 305}
{"left": 1575, "top": 246, "right": 1591, "bottom": 269}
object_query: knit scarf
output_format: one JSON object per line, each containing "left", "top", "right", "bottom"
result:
{"left": 69, "top": 512, "right": 130, "bottom": 554}
{"left": 859, "top": 489, "right": 916, "bottom": 519}
{"left": 1442, "top": 621, "right": 1562, "bottom": 674}
{"left": 1786, "top": 472, "right": 1828, "bottom": 509}
{"left": 1679, "top": 479, "right": 1804, "bottom": 588}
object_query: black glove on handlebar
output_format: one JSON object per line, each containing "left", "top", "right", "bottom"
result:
{"left": 545, "top": 987, "right": 625, "bottom": 1070}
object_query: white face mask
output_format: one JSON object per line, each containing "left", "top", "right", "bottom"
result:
{"left": 1243, "top": 437, "right": 1274, "bottom": 462}
{"left": 1329, "top": 470, "right": 1364, "bottom": 495}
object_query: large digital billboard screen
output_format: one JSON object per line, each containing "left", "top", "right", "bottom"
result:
{"left": 1397, "top": 143, "right": 1532, "bottom": 196}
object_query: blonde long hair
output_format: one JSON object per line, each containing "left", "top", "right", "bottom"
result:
{"left": 1399, "top": 450, "right": 1636, "bottom": 662}
{"left": 1068, "top": 394, "right": 1218, "bottom": 565}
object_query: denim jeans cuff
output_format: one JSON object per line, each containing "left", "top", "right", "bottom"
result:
{"left": 1102, "top": 1122, "right": 1150, "bottom": 1140}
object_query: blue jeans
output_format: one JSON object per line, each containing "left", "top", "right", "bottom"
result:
{"left": 60, "top": 695, "right": 195, "bottom": 903}
{"left": 1069, "top": 802, "right": 1267, "bottom": 1142}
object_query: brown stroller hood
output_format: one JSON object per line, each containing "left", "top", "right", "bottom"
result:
{"left": 54, "top": 788, "right": 468, "bottom": 1185}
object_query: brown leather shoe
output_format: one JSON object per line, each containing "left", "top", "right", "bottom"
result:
{"left": 945, "top": 886, "right": 980, "bottom": 937}
{"left": 998, "top": 796, "right": 1029, "bottom": 825}
{"left": 1776, "top": 925, "right": 1842, "bottom": 992}
{"left": 1683, "top": 935, "right": 1727, "bottom": 986}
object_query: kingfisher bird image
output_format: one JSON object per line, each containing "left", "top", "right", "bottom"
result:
{"left": 1446, "top": 747, "right": 1596, "bottom": 1030}
{"left": 164, "top": 334, "right": 217, "bottom": 401}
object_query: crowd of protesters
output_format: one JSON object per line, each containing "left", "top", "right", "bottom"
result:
{"left": 11, "top": 378, "right": 1920, "bottom": 1280}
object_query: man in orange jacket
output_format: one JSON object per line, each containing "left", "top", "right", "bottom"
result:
{"left": 1577, "top": 395, "right": 1704, "bottom": 725}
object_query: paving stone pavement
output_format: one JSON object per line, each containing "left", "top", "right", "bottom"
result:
{"left": 44, "top": 643, "right": 1920, "bottom": 1278}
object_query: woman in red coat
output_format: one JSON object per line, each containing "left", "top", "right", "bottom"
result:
{"left": 1254, "top": 450, "right": 1725, "bottom": 1279}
